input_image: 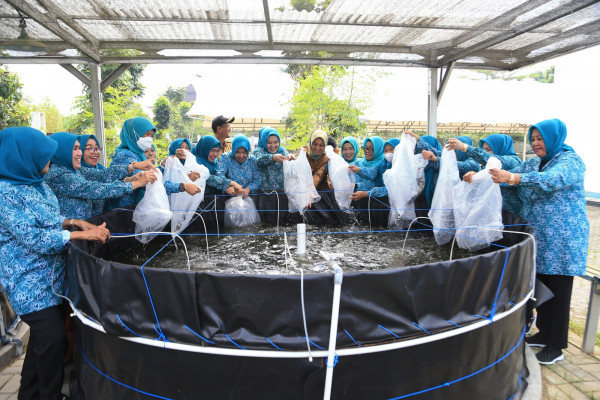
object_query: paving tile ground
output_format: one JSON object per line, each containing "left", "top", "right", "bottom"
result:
{"left": 0, "top": 203, "right": 599, "bottom": 398}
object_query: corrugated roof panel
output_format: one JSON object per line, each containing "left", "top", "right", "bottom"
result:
{"left": 489, "top": 33, "right": 555, "bottom": 51}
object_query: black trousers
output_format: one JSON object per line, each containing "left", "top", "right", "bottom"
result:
{"left": 18, "top": 305, "right": 67, "bottom": 400}
{"left": 535, "top": 274, "right": 574, "bottom": 350}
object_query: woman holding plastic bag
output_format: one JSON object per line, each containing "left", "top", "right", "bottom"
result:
{"left": 0, "top": 127, "right": 111, "bottom": 400}
{"left": 416, "top": 135, "right": 480, "bottom": 180}
{"left": 347, "top": 136, "right": 391, "bottom": 227}
{"left": 44, "top": 132, "right": 158, "bottom": 220}
{"left": 254, "top": 127, "right": 295, "bottom": 224}
{"left": 300, "top": 130, "right": 341, "bottom": 225}
{"left": 191, "top": 136, "right": 243, "bottom": 231}
{"left": 218, "top": 135, "right": 261, "bottom": 227}
{"left": 490, "top": 119, "right": 588, "bottom": 365}
{"left": 409, "top": 134, "right": 443, "bottom": 217}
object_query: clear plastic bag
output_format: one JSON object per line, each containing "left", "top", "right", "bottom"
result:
{"left": 224, "top": 196, "right": 261, "bottom": 227}
{"left": 428, "top": 148, "right": 461, "bottom": 245}
{"left": 283, "top": 148, "right": 321, "bottom": 212}
{"left": 325, "top": 145, "right": 355, "bottom": 209}
{"left": 163, "top": 152, "right": 208, "bottom": 234}
{"left": 383, "top": 133, "right": 427, "bottom": 228}
{"left": 452, "top": 157, "right": 503, "bottom": 251}
{"left": 132, "top": 169, "right": 173, "bottom": 243}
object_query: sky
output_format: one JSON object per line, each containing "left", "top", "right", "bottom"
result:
{"left": 6, "top": 45, "right": 600, "bottom": 193}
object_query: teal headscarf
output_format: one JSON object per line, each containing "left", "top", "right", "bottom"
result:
{"left": 528, "top": 119, "right": 574, "bottom": 162}
{"left": 479, "top": 134, "right": 517, "bottom": 156}
{"left": 191, "top": 136, "right": 221, "bottom": 174}
{"left": 114, "top": 117, "right": 156, "bottom": 161}
{"left": 0, "top": 127, "right": 57, "bottom": 186}
{"left": 231, "top": 134, "right": 250, "bottom": 160}
{"left": 454, "top": 136, "right": 473, "bottom": 162}
{"left": 168, "top": 138, "right": 192, "bottom": 156}
{"left": 361, "top": 136, "right": 385, "bottom": 167}
{"left": 259, "top": 127, "right": 284, "bottom": 154}
{"left": 421, "top": 135, "right": 442, "bottom": 152}
{"left": 340, "top": 136, "right": 358, "bottom": 163}
{"left": 384, "top": 138, "right": 400, "bottom": 150}
{"left": 420, "top": 135, "right": 442, "bottom": 208}
{"left": 77, "top": 134, "right": 105, "bottom": 169}
{"left": 49, "top": 132, "right": 79, "bottom": 171}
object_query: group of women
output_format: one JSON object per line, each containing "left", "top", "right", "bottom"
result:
{"left": 0, "top": 116, "right": 589, "bottom": 398}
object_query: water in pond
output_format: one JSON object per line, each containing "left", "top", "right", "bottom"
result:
{"left": 112, "top": 223, "right": 481, "bottom": 274}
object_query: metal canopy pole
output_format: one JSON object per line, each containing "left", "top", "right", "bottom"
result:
{"left": 427, "top": 68, "right": 438, "bottom": 137}
{"left": 89, "top": 63, "right": 106, "bottom": 165}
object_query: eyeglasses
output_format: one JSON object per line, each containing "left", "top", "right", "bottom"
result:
{"left": 364, "top": 146, "right": 374, "bottom": 152}
{"left": 84, "top": 147, "right": 102, "bottom": 153}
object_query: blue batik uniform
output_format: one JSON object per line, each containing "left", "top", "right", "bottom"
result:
{"left": 502, "top": 120, "right": 588, "bottom": 276}
{"left": 254, "top": 128, "right": 288, "bottom": 192}
{"left": 45, "top": 132, "right": 136, "bottom": 220}
{"left": 0, "top": 127, "right": 70, "bottom": 316}
{"left": 467, "top": 133, "right": 522, "bottom": 171}
{"left": 192, "top": 136, "right": 231, "bottom": 193}
{"left": 354, "top": 136, "right": 389, "bottom": 198}
{"left": 218, "top": 135, "right": 261, "bottom": 192}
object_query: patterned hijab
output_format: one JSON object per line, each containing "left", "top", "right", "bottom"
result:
{"left": 479, "top": 134, "right": 517, "bottom": 156}
{"left": 0, "top": 127, "right": 57, "bottom": 186}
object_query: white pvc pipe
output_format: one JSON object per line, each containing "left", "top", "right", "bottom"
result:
{"left": 323, "top": 261, "right": 343, "bottom": 400}
{"left": 296, "top": 223, "right": 306, "bottom": 255}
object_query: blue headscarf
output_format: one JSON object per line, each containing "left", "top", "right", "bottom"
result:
{"left": 454, "top": 136, "right": 473, "bottom": 162}
{"left": 168, "top": 138, "right": 192, "bottom": 156}
{"left": 362, "top": 136, "right": 385, "bottom": 167}
{"left": 77, "top": 134, "right": 105, "bottom": 169}
{"left": 384, "top": 138, "right": 400, "bottom": 150}
{"left": 0, "top": 127, "right": 57, "bottom": 186}
{"left": 49, "top": 132, "right": 79, "bottom": 171}
{"left": 479, "top": 134, "right": 517, "bottom": 156}
{"left": 231, "top": 134, "right": 250, "bottom": 160}
{"left": 259, "top": 127, "right": 284, "bottom": 154}
{"left": 528, "top": 119, "right": 574, "bottom": 162}
{"left": 420, "top": 135, "right": 442, "bottom": 208}
{"left": 191, "top": 135, "right": 221, "bottom": 174}
{"left": 340, "top": 136, "right": 358, "bottom": 163}
{"left": 114, "top": 117, "right": 156, "bottom": 161}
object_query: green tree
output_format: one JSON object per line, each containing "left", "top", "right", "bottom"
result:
{"left": 282, "top": 66, "right": 372, "bottom": 150}
{"left": 0, "top": 65, "right": 31, "bottom": 130}
{"left": 164, "top": 86, "right": 186, "bottom": 105}
{"left": 32, "top": 98, "right": 63, "bottom": 133}
{"left": 153, "top": 96, "right": 171, "bottom": 130}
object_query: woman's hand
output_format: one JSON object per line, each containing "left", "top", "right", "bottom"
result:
{"left": 490, "top": 168, "right": 518, "bottom": 184}
{"left": 287, "top": 154, "right": 297, "bottom": 161}
{"left": 348, "top": 165, "right": 361, "bottom": 174}
{"left": 445, "top": 138, "right": 467, "bottom": 152}
{"left": 272, "top": 154, "right": 286, "bottom": 163}
{"left": 175, "top": 149, "right": 187, "bottom": 160}
{"left": 404, "top": 131, "right": 419, "bottom": 141}
{"left": 349, "top": 191, "right": 367, "bottom": 201}
{"left": 462, "top": 171, "right": 476, "bottom": 183}
{"left": 230, "top": 181, "right": 244, "bottom": 195}
{"left": 242, "top": 188, "right": 250, "bottom": 198}
{"left": 131, "top": 170, "right": 158, "bottom": 190}
{"left": 188, "top": 172, "right": 201, "bottom": 181}
{"left": 422, "top": 150, "right": 438, "bottom": 162}
{"left": 131, "top": 160, "right": 157, "bottom": 173}
{"left": 184, "top": 183, "right": 202, "bottom": 195}
{"left": 70, "top": 222, "right": 110, "bottom": 243}
{"left": 225, "top": 186, "right": 235, "bottom": 195}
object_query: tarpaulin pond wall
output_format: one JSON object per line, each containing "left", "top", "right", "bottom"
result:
{"left": 67, "top": 209, "right": 535, "bottom": 400}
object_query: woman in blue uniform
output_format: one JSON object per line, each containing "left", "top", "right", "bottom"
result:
{"left": 490, "top": 119, "right": 589, "bottom": 365}
{"left": 0, "top": 127, "right": 111, "bottom": 400}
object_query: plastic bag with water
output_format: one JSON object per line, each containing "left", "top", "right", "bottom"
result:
{"left": 163, "top": 152, "right": 208, "bottom": 234}
{"left": 283, "top": 148, "right": 321, "bottom": 212}
{"left": 325, "top": 145, "right": 355, "bottom": 209}
{"left": 452, "top": 157, "right": 503, "bottom": 251}
{"left": 132, "top": 169, "right": 173, "bottom": 243}
{"left": 383, "top": 133, "right": 428, "bottom": 228}
{"left": 224, "top": 196, "right": 261, "bottom": 227}
{"left": 428, "top": 148, "right": 461, "bottom": 245}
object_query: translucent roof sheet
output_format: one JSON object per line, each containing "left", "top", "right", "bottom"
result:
{"left": 1, "top": 0, "right": 599, "bottom": 70}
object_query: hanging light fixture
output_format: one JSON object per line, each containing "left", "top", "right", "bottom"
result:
{"left": 1, "top": 11, "right": 48, "bottom": 54}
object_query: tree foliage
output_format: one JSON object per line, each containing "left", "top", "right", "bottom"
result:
{"left": 153, "top": 96, "right": 171, "bottom": 130}
{"left": 32, "top": 98, "right": 63, "bottom": 133}
{"left": 0, "top": 65, "right": 31, "bottom": 130}
{"left": 282, "top": 66, "right": 373, "bottom": 150}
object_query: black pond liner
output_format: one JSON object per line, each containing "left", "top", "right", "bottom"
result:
{"left": 67, "top": 208, "right": 535, "bottom": 400}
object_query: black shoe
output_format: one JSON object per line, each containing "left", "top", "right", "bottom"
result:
{"left": 536, "top": 346, "right": 564, "bottom": 365}
{"left": 525, "top": 333, "right": 547, "bottom": 348}
{"left": 526, "top": 313, "right": 536, "bottom": 335}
